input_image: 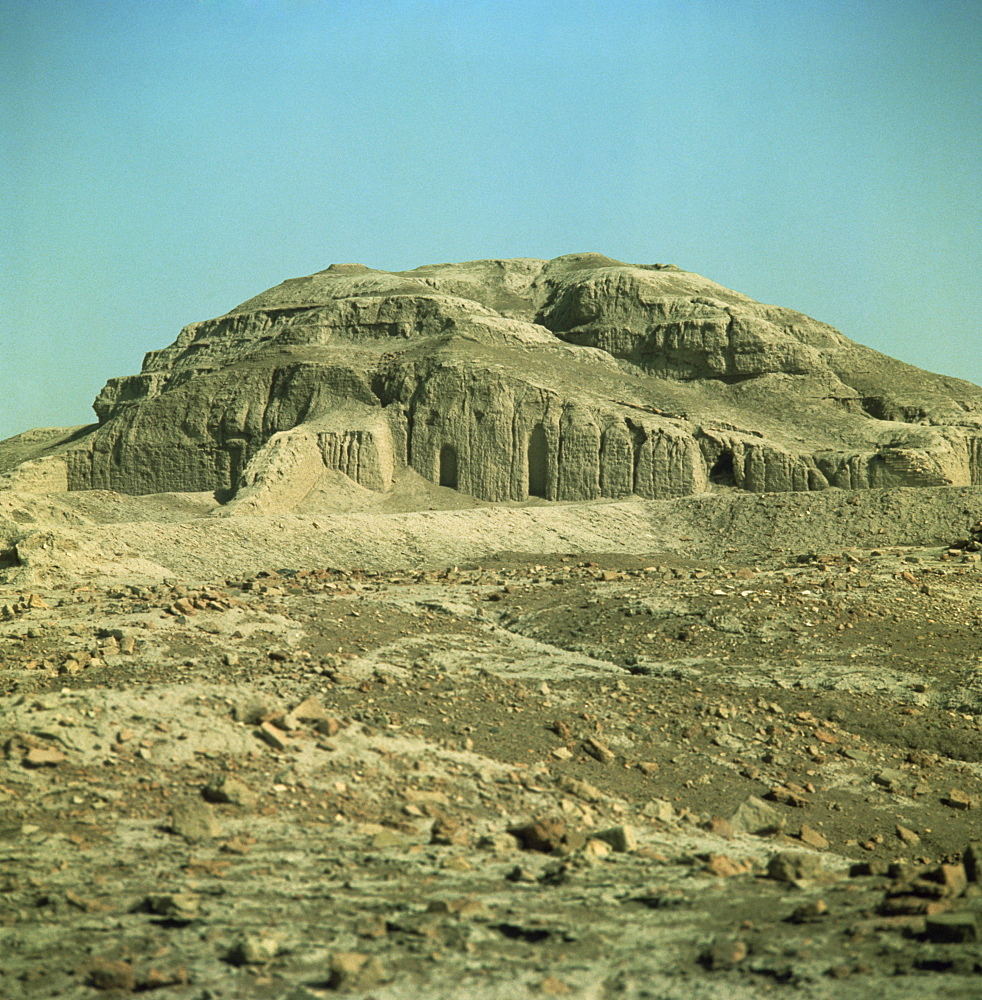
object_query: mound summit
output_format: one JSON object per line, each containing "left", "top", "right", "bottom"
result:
{"left": 8, "top": 253, "right": 982, "bottom": 506}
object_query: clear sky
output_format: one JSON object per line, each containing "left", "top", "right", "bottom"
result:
{"left": 3, "top": 0, "right": 980, "bottom": 442}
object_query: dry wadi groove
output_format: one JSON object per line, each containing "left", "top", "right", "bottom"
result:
{"left": 2, "top": 253, "right": 982, "bottom": 998}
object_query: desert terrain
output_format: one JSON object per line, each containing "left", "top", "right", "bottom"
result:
{"left": 2, "top": 255, "right": 982, "bottom": 998}
{"left": 1, "top": 479, "right": 981, "bottom": 999}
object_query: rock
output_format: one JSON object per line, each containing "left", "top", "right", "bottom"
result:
{"left": 315, "top": 717, "right": 341, "bottom": 736}
{"left": 327, "top": 951, "right": 386, "bottom": 990}
{"left": 705, "top": 816, "right": 735, "bottom": 839}
{"left": 643, "top": 799, "right": 676, "bottom": 823}
{"left": 963, "top": 842, "right": 982, "bottom": 883}
{"left": 477, "top": 831, "right": 518, "bottom": 854}
{"left": 169, "top": 799, "right": 222, "bottom": 842}
{"left": 256, "top": 721, "right": 291, "bottom": 751}
{"left": 505, "top": 865, "right": 539, "bottom": 883}
{"left": 202, "top": 774, "right": 258, "bottom": 808}
{"left": 853, "top": 860, "right": 890, "bottom": 878}
{"left": 287, "top": 695, "right": 330, "bottom": 723}
{"left": 87, "top": 959, "right": 137, "bottom": 991}
{"left": 538, "top": 975, "right": 572, "bottom": 996}
{"left": 582, "top": 737, "right": 615, "bottom": 763}
{"left": 233, "top": 697, "right": 280, "bottom": 725}
{"left": 924, "top": 912, "right": 979, "bottom": 943}
{"left": 700, "top": 938, "right": 748, "bottom": 970}
{"left": 936, "top": 863, "right": 968, "bottom": 897}
{"left": 23, "top": 746, "right": 66, "bottom": 768}
{"left": 944, "top": 788, "right": 975, "bottom": 810}
{"left": 430, "top": 816, "right": 470, "bottom": 846}
{"left": 593, "top": 824, "right": 637, "bottom": 852}
{"left": 142, "top": 892, "right": 200, "bottom": 919}
{"left": 788, "top": 899, "right": 828, "bottom": 923}
{"left": 558, "top": 777, "right": 607, "bottom": 804}
{"left": 874, "top": 768, "right": 906, "bottom": 792}
{"left": 766, "top": 851, "right": 824, "bottom": 882}
{"left": 798, "top": 824, "right": 829, "bottom": 850}
{"left": 704, "top": 854, "right": 751, "bottom": 878}
{"left": 372, "top": 828, "right": 411, "bottom": 849}
{"left": 583, "top": 838, "right": 612, "bottom": 859}
{"left": 425, "top": 896, "right": 487, "bottom": 918}
{"left": 139, "top": 967, "right": 188, "bottom": 990}
{"left": 549, "top": 720, "right": 573, "bottom": 739}
{"left": 730, "top": 795, "right": 786, "bottom": 836}
{"left": 508, "top": 819, "right": 567, "bottom": 853}
{"left": 896, "top": 824, "right": 921, "bottom": 846}
{"left": 227, "top": 933, "right": 285, "bottom": 965}
{"left": 768, "top": 783, "right": 809, "bottom": 807}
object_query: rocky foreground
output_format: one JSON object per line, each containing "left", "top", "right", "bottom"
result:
{"left": 2, "top": 487, "right": 982, "bottom": 999}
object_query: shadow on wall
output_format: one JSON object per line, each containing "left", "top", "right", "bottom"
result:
{"left": 528, "top": 424, "right": 548, "bottom": 497}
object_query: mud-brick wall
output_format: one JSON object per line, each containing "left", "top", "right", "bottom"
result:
{"left": 698, "top": 433, "right": 825, "bottom": 493}
{"left": 400, "top": 367, "right": 705, "bottom": 502}
{"left": 69, "top": 363, "right": 380, "bottom": 495}
{"left": 970, "top": 437, "right": 982, "bottom": 485}
{"left": 316, "top": 425, "right": 392, "bottom": 493}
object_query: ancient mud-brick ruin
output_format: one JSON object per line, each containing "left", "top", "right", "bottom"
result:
{"left": 30, "top": 254, "right": 982, "bottom": 505}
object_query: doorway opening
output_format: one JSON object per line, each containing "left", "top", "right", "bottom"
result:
{"left": 528, "top": 424, "right": 548, "bottom": 497}
{"left": 439, "top": 444, "right": 458, "bottom": 489}
{"left": 709, "top": 450, "right": 736, "bottom": 487}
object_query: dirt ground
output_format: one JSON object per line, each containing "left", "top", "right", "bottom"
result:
{"left": 2, "top": 488, "right": 982, "bottom": 998}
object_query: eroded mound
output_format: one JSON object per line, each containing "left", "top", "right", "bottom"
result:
{"left": 5, "top": 254, "right": 982, "bottom": 509}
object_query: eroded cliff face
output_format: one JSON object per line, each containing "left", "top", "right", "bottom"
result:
{"left": 48, "top": 254, "right": 982, "bottom": 506}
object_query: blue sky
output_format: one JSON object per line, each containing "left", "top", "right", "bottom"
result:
{"left": 3, "top": 0, "right": 980, "bottom": 441}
